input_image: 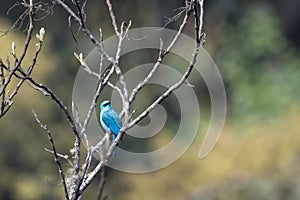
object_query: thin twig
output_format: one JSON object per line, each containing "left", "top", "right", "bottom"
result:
{"left": 79, "top": 160, "right": 104, "bottom": 193}
{"left": 128, "top": 3, "right": 192, "bottom": 105}
{"left": 0, "top": 63, "right": 5, "bottom": 115}
{"left": 0, "top": 3, "right": 34, "bottom": 97}
{"left": 72, "top": 102, "right": 83, "bottom": 134}
{"left": 77, "top": 133, "right": 109, "bottom": 194}
{"left": 106, "top": 0, "right": 205, "bottom": 158}
{"left": 105, "top": 0, "right": 119, "bottom": 35}
{"left": 0, "top": 1, "right": 207, "bottom": 199}
{"left": 5, "top": 38, "right": 43, "bottom": 113}
{"left": 97, "top": 167, "right": 106, "bottom": 200}
{"left": 44, "top": 148, "right": 70, "bottom": 160}
{"left": 0, "top": 2, "right": 45, "bottom": 117}
{"left": 128, "top": 0, "right": 204, "bottom": 129}
{"left": 32, "top": 109, "right": 69, "bottom": 200}
{"left": 113, "top": 21, "right": 132, "bottom": 120}
{"left": 55, "top": 0, "right": 114, "bottom": 63}
{"left": 107, "top": 81, "right": 125, "bottom": 104}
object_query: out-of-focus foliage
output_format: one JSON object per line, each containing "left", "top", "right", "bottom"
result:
{"left": 0, "top": 18, "right": 71, "bottom": 199}
{"left": 102, "top": 106, "right": 300, "bottom": 200}
{"left": 215, "top": 3, "right": 300, "bottom": 126}
{"left": 0, "top": 0, "right": 299, "bottom": 199}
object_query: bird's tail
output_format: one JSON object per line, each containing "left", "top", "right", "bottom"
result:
{"left": 113, "top": 149, "right": 117, "bottom": 157}
{"left": 111, "top": 134, "right": 117, "bottom": 157}
{"left": 111, "top": 132, "right": 126, "bottom": 157}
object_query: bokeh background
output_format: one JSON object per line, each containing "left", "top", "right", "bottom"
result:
{"left": 0, "top": 0, "right": 300, "bottom": 199}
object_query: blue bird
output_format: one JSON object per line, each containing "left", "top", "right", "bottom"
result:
{"left": 99, "top": 100, "right": 122, "bottom": 142}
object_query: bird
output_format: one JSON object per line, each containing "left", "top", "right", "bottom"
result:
{"left": 99, "top": 100, "right": 122, "bottom": 142}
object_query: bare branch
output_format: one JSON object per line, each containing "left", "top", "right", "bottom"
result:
{"left": 0, "top": 5, "right": 44, "bottom": 118}
{"left": 1, "top": 1, "right": 207, "bottom": 199}
{"left": 0, "top": 62, "right": 5, "bottom": 115}
{"left": 106, "top": 0, "right": 205, "bottom": 159}
{"left": 79, "top": 160, "right": 104, "bottom": 193}
{"left": 105, "top": 0, "right": 119, "bottom": 35}
{"left": 71, "top": 59, "right": 115, "bottom": 199}
{"left": 97, "top": 167, "right": 106, "bottom": 200}
{"left": 73, "top": 0, "right": 87, "bottom": 28}
{"left": 44, "top": 148, "right": 70, "bottom": 161}
{"left": 77, "top": 132, "right": 110, "bottom": 195}
{"left": 70, "top": 136, "right": 81, "bottom": 199}
{"left": 128, "top": 39, "right": 163, "bottom": 105}
{"left": 27, "top": 76, "right": 81, "bottom": 138}
{"left": 72, "top": 102, "right": 83, "bottom": 134}
{"left": 128, "top": 0, "right": 205, "bottom": 129}
{"left": 55, "top": 0, "right": 115, "bottom": 63}
{"left": 73, "top": 132, "right": 108, "bottom": 198}
{"left": 129, "top": 4, "right": 192, "bottom": 105}
{"left": 32, "top": 109, "right": 69, "bottom": 200}
{"left": 5, "top": 36, "right": 44, "bottom": 111}
{"left": 74, "top": 52, "right": 101, "bottom": 79}
{"left": 111, "top": 19, "right": 132, "bottom": 120}
{"left": 108, "top": 81, "right": 125, "bottom": 104}
{"left": 162, "top": 6, "right": 186, "bottom": 28}
{"left": 0, "top": 3, "right": 34, "bottom": 98}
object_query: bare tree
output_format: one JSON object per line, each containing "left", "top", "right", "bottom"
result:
{"left": 0, "top": 0, "right": 206, "bottom": 199}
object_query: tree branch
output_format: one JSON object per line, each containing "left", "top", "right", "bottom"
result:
{"left": 32, "top": 109, "right": 69, "bottom": 200}
{"left": 1, "top": 1, "right": 207, "bottom": 199}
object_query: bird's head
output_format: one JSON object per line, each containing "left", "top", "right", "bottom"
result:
{"left": 100, "top": 100, "right": 111, "bottom": 110}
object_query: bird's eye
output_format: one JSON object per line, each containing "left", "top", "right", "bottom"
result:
{"left": 103, "top": 102, "right": 110, "bottom": 107}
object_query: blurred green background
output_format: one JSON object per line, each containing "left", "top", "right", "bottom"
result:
{"left": 0, "top": 0, "right": 300, "bottom": 199}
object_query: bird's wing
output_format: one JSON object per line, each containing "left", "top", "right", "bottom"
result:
{"left": 110, "top": 109, "right": 122, "bottom": 127}
{"left": 101, "top": 109, "right": 122, "bottom": 136}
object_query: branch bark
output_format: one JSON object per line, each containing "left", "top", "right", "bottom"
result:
{"left": 0, "top": 0, "right": 206, "bottom": 199}
{"left": 32, "top": 109, "right": 70, "bottom": 200}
